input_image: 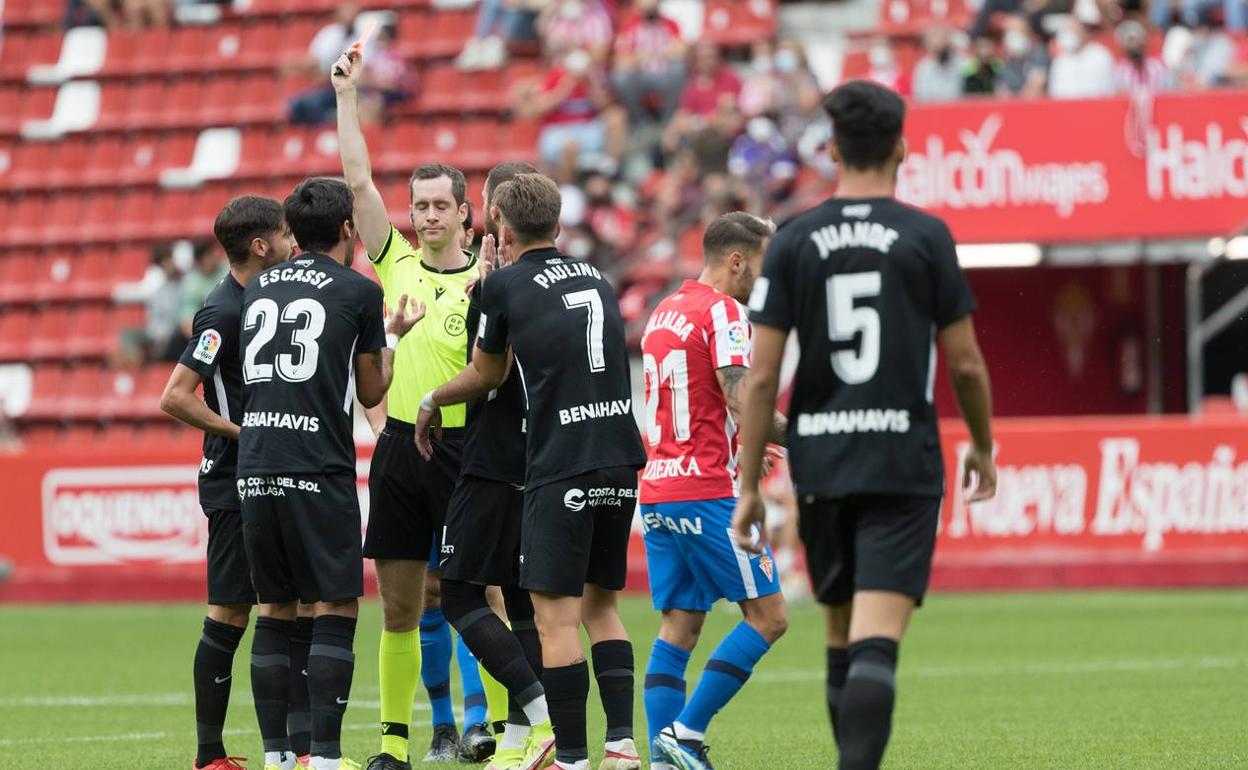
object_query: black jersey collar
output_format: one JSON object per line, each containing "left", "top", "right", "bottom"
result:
{"left": 519, "top": 246, "right": 562, "bottom": 263}
{"left": 408, "top": 249, "right": 476, "bottom": 274}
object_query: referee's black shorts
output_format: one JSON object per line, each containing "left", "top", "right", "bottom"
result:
{"left": 439, "top": 474, "right": 525, "bottom": 587}
{"left": 798, "top": 494, "right": 942, "bottom": 608}
{"left": 363, "top": 418, "right": 463, "bottom": 563}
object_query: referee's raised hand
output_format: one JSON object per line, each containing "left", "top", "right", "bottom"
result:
{"left": 331, "top": 44, "right": 362, "bottom": 92}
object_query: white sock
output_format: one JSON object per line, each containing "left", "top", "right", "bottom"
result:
{"left": 521, "top": 694, "right": 550, "bottom": 726}
{"left": 309, "top": 757, "right": 341, "bottom": 770}
{"left": 554, "top": 762, "right": 588, "bottom": 770}
{"left": 500, "top": 722, "right": 530, "bottom": 750}
{"left": 673, "top": 721, "right": 704, "bottom": 742}
{"left": 605, "top": 738, "right": 634, "bottom": 753}
{"left": 651, "top": 765, "right": 678, "bottom": 770}
{"left": 264, "top": 752, "right": 296, "bottom": 769}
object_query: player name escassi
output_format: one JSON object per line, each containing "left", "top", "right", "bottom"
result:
{"left": 558, "top": 398, "right": 632, "bottom": 425}
{"left": 241, "top": 411, "right": 321, "bottom": 432}
{"left": 256, "top": 265, "right": 335, "bottom": 289}
{"left": 532, "top": 260, "right": 604, "bottom": 289}
{"left": 796, "top": 408, "right": 911, "bottom": 436}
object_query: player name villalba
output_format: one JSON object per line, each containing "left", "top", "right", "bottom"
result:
{"left": 242, "top": 411, "right": 321, "bottom": 432}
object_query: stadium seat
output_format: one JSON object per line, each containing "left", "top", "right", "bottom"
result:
{"left": 203, "top": 22, "right": 247, "bottom": 73}
{"left": 8, "top": 140, "right": 56, "bottom": 191}
{"left": 0, "top": 307, "right": 35, "bottom": 361}
{"left": 22, "top": 81, "right": 101, "bottom": 140}
{"left": 199, "top": 74, "right": 245, "bottom": 127}
{"left": 162, "top": 79, "right": 206, "bottom": 129}
{"left": 65, "top": 305, "right": 112, "bottom": 360}
{"left": 62, "top": 364, "right": 107, "bottom": 420}
{"left": 149, "top": 189, "right": 197, "bottom": 240}
{"left": 33, "top": 252, "right": 83, "bottom": 303}
{"left": 702, "top": 0, "right": 777, "bottom": 47}
{"left": 411, "top": 9, "right": 475, "bottom": 59}
{"left": 71, "top": 249, "right": 120, "bottom": 301}
{"left": 46, "top": 136, "right": 90, "bottom": 190}
{"left": 44, "top": 192, "right": 88, "bottom": 245}
{"left": 165, "top": 25, "right": 212, "bottom": 74}
{"left": 236, "top": 22, "right": 282, "bottom": 70}
{"left": 3, "top": 0, "right": 64, "bottom": 28}
{"left": 80, "top": 193, "right": 122, "bottom": 243}
{"left": 16, "top": 86, "right": 57, "bottom": 134}
{"left": 237, "top": 72, "right": 286, "bottom": 124}
{"left": 0, "top": 251, "right": 38, "bottom": 303}
{"left": 114, "top": 134, "right": 169, "bottom": 186}
{"left": 8, "top": 30, "right": 61, "bottom": 76}
{"left": 115, "top": 189, "right": 158, "bottom": 242}
{"left": 8, "top": 195, "right": 48, "bottom": 247}
{"left": 0, "top": 87, "right": 21, "bottom": 135}
{"left": 238, "top": 127, "right": 275, "bottom": 178}
{"left": 27, "top": 26, "right": 108, "bottom": 85}
{"left": 131, "top": 27, "right": 174, "bottom": 76}
{"left": 30, "top": 306, "right": 73, "bottom": 360}
{"left": 20, "top": 365, "right": 68, "bottom": 422}
{"left": 117, "top": 80, "right": 168, "bottom": 132}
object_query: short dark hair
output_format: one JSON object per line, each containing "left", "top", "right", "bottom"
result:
{"left": 283, "top": 177, "right": 354, "bottom": 254}
{"left": 410, "top": 163, "right": 467, "bottom": 205}
{"left": 214, "top": 195, "right": 285, "bottom": 265}
{"left": 822, "top": 80, "right": 906, "bottom": 171}
{"left": 493, "top": 174, "right": 562, "bottom": 245}
{"left": 485, "top": 161, "right": 540, "bottom": 205}
{"left": 703, "top": 212, "right": 776, "bottom": 262}
{"left": 463, "top": 199, "right": 474, "bottom": 233}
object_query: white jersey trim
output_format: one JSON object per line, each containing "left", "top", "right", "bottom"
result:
{"left": 343, "top": 340, "right": 357, "bottom": 415}
{"left": 729, "top": 526, "right": 759, "bottom": 599}
{"left": 212, "top": 370, "right": 230, "bottom": 422}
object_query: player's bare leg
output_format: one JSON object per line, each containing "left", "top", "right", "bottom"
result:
{"left": 532, "top": 592, "right": 592, "bottom": 769}
{"left": 195, "top": 603, "right": 251, "bottom": 770}
{"left": 375, "top": 559, "right": 428, "bottom": 766}
{"left": 581, "top": 586, "right": 637, "bottom": 769}
{"left": 833, "top": 591, "right": 915, "bottom": 770}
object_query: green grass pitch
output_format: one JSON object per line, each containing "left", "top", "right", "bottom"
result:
{"left": 1, "top": 590, "right": 1245, "bottom": 769}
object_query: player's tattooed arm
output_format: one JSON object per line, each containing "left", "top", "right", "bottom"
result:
{"left": 160, "top": 364, "right": 240, "bottom": 440}
{"left": 718, "top": 366, "right": 787, "bottom": 446}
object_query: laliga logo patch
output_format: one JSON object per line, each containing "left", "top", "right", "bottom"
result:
{"left": 725, "top": 321, "right": 748, "bottom": 352}
{"left": 193, "top": 329, "right": 222, "bottom": 365}
{"left": 563, "top": 488, "right": 586, "bottom": 512}
{"left": 758, "top": 554, "right": 775, "bottom": 583}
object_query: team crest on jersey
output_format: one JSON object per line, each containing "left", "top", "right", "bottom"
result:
{"left": 444, "top": 313, "right": 466, "bottom": 336}
{"left": 758, "top": 554, "right": 775, "bottom": 583}
{"left": 564, "top": 488, "right": 586, "bottom": 511}
{"left": 724, "top": 321, "right": 749, "bottom": 354}
{"left": 193, "top": 329, "right": 222, "bottom": 364}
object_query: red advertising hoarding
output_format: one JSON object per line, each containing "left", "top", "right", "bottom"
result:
{"left": 2, "top": 415, "right": 1247, "bottom": 601}
{"left": 899, "top": 90, "right": 1248, "bottom": 244}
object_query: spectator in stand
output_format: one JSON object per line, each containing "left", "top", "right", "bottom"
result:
{"left": 728, "top": 116, "right": 798, "bottom": 210}
{"left": 286, "top": 5, "right": 363, "bottom": 125}
{"left": 863, "top": 37, "right": 912, "bottom": 96}
{"left": 1049, "top": 17, "right": 1116, "bottom": 98}
{"left": 582, "top": 170, "right": 638, "bottom": 255}
{"left": 1152, "top": 0, "right": 1246, "bottom": 33}
{"left": 1114, "top": 19, "right": 1171, "bottom": 95}
{"left": 662, "top": 41, "right": 742, "bottom": 158}
{"left": 912, "top": 25, "right": 967, "bottom": 102}
{"left": 738, "top": 39, "right": 822, "bottom": 146}
{"left": 356, "top": 22, "right": 417, "bottom": 124}
{"left": 613, "top": 0, "right": 688, "bottom": 126}
{"left": 1165, "top": 9, "right": 1234, "bottom": 88}
{"left": 76, "top": 0, "right": 170, "bottom": 29}
{"left": 456, "top": 0, "right": 544, "bottom": 70}
{"left": 964, "top": 34, "right": 1004, "bottom": 94}
{"left": 513, "top": 48, "right": 628, "bottom": 179}
{"left": 538, "top": 0, "right": 614, "bottom": 65}
{"left": 177, "top": 241, "right": 228, "bottom": 341}
{"left": 111, "top": 242, "right": 183, "bottom": 361}
{"left": 998, "top": 14, "right": 1050, "bottom": 97}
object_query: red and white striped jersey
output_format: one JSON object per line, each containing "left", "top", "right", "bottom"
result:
{"left": 640, "top": 279, "right": 752, "bottom": 504}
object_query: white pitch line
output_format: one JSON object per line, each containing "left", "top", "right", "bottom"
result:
{"left": 0, "top": 721, "right": 382, "bottom": 748}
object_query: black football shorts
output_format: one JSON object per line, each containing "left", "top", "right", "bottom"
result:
{"left": 798, "top": 494, "right": 942, "bottom": 607}
{"left": 204, "top": 508, "right": 256, "bottom": 606}
{"left": 239, "top": 473, "right": 363, "bottom": 605}
{"left": 520, "top": 466, "right": 638, "bottom": 597}
{"left": 439, "top": 474, "right": 525, "bottom": 587}
{"left": 363, "top": 419, "right": 463, "bottom": 562}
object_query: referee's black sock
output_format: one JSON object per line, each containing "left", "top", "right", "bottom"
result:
{"left": 826, "top": 646, "right": 849, "bottom": 743}
{"left": 308, "top": 614, "right": 357, "bottom": 760}
{"left": 837, "top": 637, "right": 898, "bottom": 770}
{"left": 250, "top": 617, "right": 295, "bottom": 757}
{"left": 287, "top": 616, "right": 314, "bottom": 757}
{"left": 591, "top": 640, "right": 634, "bottom": 742}
{"left": 443, "top": 579, "right": 548, "bottom": 723}
{"left": 194, "top": 617, "right": 245, "bottom": 767}
{"left": 544, "top": 661, "right": 590, "bottom": 766}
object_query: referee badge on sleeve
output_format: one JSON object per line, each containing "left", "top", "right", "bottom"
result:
{"left": 193, "top": 329, "right": 222, "bottom": 365}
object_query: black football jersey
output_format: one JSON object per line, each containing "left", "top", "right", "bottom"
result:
{"left": 477, "top": 247, "right": 645, "bottom": 489}
{"left": 460, "top": 282, "right": 526, "bottom": 485}
{"left": 237, "top": 253, "right": 386, "bottom": 476}
{"left": 748, "top": 197, "right": 977, "bottom": 498}
{"left": 178, "top": 274, "right": 245, "bottom": 511}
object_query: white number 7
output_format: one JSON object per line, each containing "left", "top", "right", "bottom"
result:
{"left": 563, "top": 289, "right": 606, "bottom": 373}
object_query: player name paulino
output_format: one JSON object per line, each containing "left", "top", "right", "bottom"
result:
{"left": 810, "top": 221, "right": 901, "bottom": 257}
{"left": 796, "top": 408, "right": 911, "bottom": 436}
{"left": 256, "top": 265, "right": 335, "bottom": 289}
{"left": 559, "top": 399, "right": 632, "bottom": 425}
{"left": 532, "top": 260, "right": 604, "bottom": 289}
{"left": 242, "top": 411, "right": 321, "bottom": 432}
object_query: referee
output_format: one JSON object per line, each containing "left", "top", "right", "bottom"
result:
{"left": 333, "top": 49, "right": 479, "bottom": 769}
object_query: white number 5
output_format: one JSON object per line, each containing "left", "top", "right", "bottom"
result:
{"left": 827, "top": 272, "right": 881, "bottom": 384}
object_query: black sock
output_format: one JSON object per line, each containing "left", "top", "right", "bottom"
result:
{"left": 503, "top": 586, "right": 543, "bottom": 681}
{"left": 544, "top": 661, "right": 590, "bottom": 765}
{"left": 591, "top": 640, "right": 634, "bottom": 742}
{"left": 251, "top": 617, "right": 295, "bottom": 754}
{"left": 287, "top": 616, "right": 313, "bottom": 756}
{"left": 194, "top": 617, "right": 246, "bottom": 767}
{"left": 827, "top": 646, "right": 849, "bottom": 743}
{"left": 837, "top": 637, "right": 898, "bottom": 770}
{"left": 443, "top": 580, "right": 545, "bottom": 713}
{"left": 308, "top": 614, "right": 357, "bottom": 760}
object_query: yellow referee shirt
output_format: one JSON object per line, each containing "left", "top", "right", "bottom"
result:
{"left": 371, "top": 226, "right": 476, "bottom": 427}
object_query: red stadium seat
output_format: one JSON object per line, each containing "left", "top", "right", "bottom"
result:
{"left": 0, "top": 250, "right": 37, "bottom": 303}
{"left": 81, "top": 135, "right": 123, "bottom": 188}
{"left": 0, "top": 31, "right": 32, "bottom": 79}
{"left": 503, "top": 120, "right": 541, "bottom": 164}
{"left": 80, "top": 193, "right": 122, "bottom": 243}
{"left": 702, "top": 0, "right": 778, "bottom": 47}
{"left": 162, "top": 78, "right": 206, "bottom": 129}
{"left": 166, "top": 25, "right": 212, "bottom": 73}
{"left": 0, "top": 307, "right": 35, "bottom": 361}
{"left": 236, "top": 72, "right": 285, "bottom": 124}
{"left": 150, "top": 189, "right": 196, "bottom": 240}
{"left": 114, "top": 134, "right": 163, "bottom": 186}
{"left": 115, "top": 189, "right": 158, "bottom": 241}
{"left": 62, "top": 364, "right": 107, "bottom": 420}
{"left": 8, "top": 195, "right": 48, "bottom": 247}
{"left": 71, "top": 249, "right": 117, "bottom": 301}
{"left": 417, "top": 66, "right": 461, "bottom": 113}
{"left": 4, "top": 1, "right": 65, "bottom": 28}
{"left": 122, "top": 80, "right": 170, "bottom": 131}
{"left": 276, "top": 19, "right": 319, "bottom": 64}
{"left": 413, "top": 10, "right": 475, "bottom": 60}
{"left": 100, "top": 30, "right": 140, "bottom": 76}
{"left": 30, "top": 306, "right": 73, "bottom": 360}
{"left": 46, "top": 136, "right": 90, "bottom": 190}
{"left": 33, "top": 251, "right": 84, "bottom": 302}
{"left": 0, "top": 86, "right": 21, "bottom": 135}
{"left": 132, "top": 27, "right": 174, "bottom": 75}
{"left": 237, "top": 22, "right": 281, "bottom": 70}
{"left": 238, "top": 127, "right": 275, "bottom": 178}
{"left": 199, "top": 74, "right": 245, "bottom": 127}
{"left": 380, "top": 120, "right": 422, "bottom": 173}
{"left": 21, "top": 365, "right": 68, "bottom": 421}
{"left": 14, "top": 29, "right": 61, "bottom": 73}
{"left": 65, "top": 305, "right": 111, "bottom": 360}
{"left": 8, "top": 140, "right": 56, "bottom": 191}
{"left": 19, "top": 86, "right": 57, "bottom": 128}
{"left": 43, "top": 192, "right": 87, "bottom": 245}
